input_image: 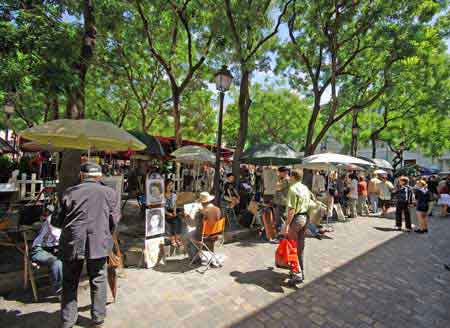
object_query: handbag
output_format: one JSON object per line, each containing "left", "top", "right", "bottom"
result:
{"left": 275, "top": 238, "right": 299, "bottom": 272}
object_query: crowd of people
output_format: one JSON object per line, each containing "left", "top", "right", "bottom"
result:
{"left": 23, "top": 159, "right": 450, "bottom": 326}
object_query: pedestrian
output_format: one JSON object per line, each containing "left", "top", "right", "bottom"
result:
{"left": 164, "top": 179, "right": 182, "bottom": 248}
{"left": 368, "top": 173, "right": 381, "bottom": 214}
{"left": 393, "top": 176, "right": 413, "bottom": 231}
{"left": 437, "top": 175, "right": 450, "bottom": 217}
{"left": 327, "top": 172, "right": 338, "bottom": 220}
{"left": 30, "top": 205, "right": 62, "bottom": 296}
{"left": 348, "top": 173, "right": 359, "bottom": 218}
{"left": 274, "top": 167, "right": 290, "bottom": 230}
{"left": 336, "top": 174, "right": 348, "bottom": 216}
{"left": 357, "top": 176, "right": 369, "bottom": 216}
{"left": 223, "top": 173, "right": 240, "bottom": 225}
{"left": 283, "top": 170, "right": 313, "bottom": 284}
{"left": 427, "top": 175, "right": 439, "bottom": 216}
{"left": 414, "top": 179, "right": 431, "bottom": 234}
{"left": 58, "top": 162, "right": 121, "bottom": 328}
{"left": 378, "top": 175, "right": 394, "bottom": 216}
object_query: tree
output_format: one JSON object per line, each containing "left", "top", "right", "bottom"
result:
{"left": 223, "top": 84, "right": 310, "bottom": 149}
{"left": 279, "top": 0, "right": 447, "bottom": 157}
{"left": 222, "top": 0, "right": 293, "bottom": 179}
{"left": 135, "top": 0, "right": 216, "bottom": 147}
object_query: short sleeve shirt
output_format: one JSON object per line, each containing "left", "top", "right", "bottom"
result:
{"left": 379, "top": 181, "right": 394, "bottom": 200}
{"left": 286, "top": 181, "right": 312, "bottom": 215}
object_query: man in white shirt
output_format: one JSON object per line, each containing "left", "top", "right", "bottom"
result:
{"left": 379, "top": 176, "right": 394, "bottom": 216}
{"left": 348, "top": 173, "right": 359, "bottom": 218}
{"left": 30, "top": 206, "right": 62, "bottom": 295}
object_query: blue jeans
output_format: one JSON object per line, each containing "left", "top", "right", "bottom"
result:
{"left": 30, "top": 245, "right": 63, "bottom": 293}
{"left": 307, "top": 223, "right": 320, "bottom": 237}
{"left": 369, "top": 193, "right": 378, "bottom": 213}
{"left": 223, "top": 206, "right": 238, "bottom": 226}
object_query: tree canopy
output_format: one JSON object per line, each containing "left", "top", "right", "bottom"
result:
{"left": 1, "top": 0, "right": 449, "bottom": 169}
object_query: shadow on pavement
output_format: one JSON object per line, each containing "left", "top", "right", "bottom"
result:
{"left": 0, "top": 308, "right": 92, "bottom": 328}
{"left": 152, "top": 258, "right": 199, "bottom": 274}
{"left": 230, "top": 267, "right": 294, "bottom": 294}
{"left": 373, "top": 226, "right": 400, "bottom": 232}
{"left": 231, "top": 216, "right": 450, "bottom": 327}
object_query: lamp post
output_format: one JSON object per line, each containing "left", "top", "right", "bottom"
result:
{"left": 214, "top": 65, "right": 233, "bottom": 205}
{"left": 3, "top": 101, "right": 14, "bottom": 142}
{"left": 399, "top": 142, "right": 405, "bottom": 168}
{"left": 351, "top": 109, "right": 359, "bottom": 157}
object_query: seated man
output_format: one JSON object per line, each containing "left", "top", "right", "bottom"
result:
{"left": 186, "top": 192, "right": 221, "bottom": 261}
{"left": 30, "top": 205, "right": 62, "bottom": 295}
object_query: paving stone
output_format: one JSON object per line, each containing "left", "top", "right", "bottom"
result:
{"left": 2, "top": 213, "right": 450, "bottom": 328}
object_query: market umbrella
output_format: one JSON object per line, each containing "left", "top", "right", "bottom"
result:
{"left": 129, "top": 131, "right": 166, "bottom": 158}
{"left": 20, "top": 119, "right": 146, "bottom": 152}
{"left": 0, "top": 137, "right": 16, "bottom": 154}
{"left": 374, "top": 169, "right": 388, "bottom": 175}
{"left": 21, "top": 141, "right": 64, "bottom": 153}
{"left": 240, "top": 143, "right": 302, "bottom": 166}
{"left": 358, "top": 157, "right": 393, "bottom": 170}
{"left": 302, "top": 152, "right": 374, "bottom": 168}
{"left": 171, "top": 145, "right": 215, "bottom": 164}
{"left": 171, "top": 146, "right": 215, "bottom": 192}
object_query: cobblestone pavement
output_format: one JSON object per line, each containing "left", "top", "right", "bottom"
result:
{"left": 1, "top": 211, "right": 450, "bottom": 328}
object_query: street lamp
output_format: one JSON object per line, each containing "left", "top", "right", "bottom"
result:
{"left": 399, "top": 142, "right": 405, "bottom": 168}
{"left": 351, "top": 109, "right": 359, "bottom": 157}
{"left": 214, "top": 65, "right": 233, "bottom": 205}
{"left": 3, "top": 101, "right": 14, "bottom": 142}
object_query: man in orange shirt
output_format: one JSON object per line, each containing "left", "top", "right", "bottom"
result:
{"left": 357, "top": 176, "right": 369, "bottom": 216}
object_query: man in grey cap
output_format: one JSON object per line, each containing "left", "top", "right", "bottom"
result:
{"left": 59, "top": 162, "right": 121, "bottom": 328}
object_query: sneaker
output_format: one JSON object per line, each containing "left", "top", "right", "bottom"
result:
{"left": 414, "top": 229, "right": 425, "bottom": 234}
{"left": 93, "top": 320, "right": 104, "bottom": 328}
{"left": 395, "top": 226, "right": 401, "bottom": 231}
{"left": 405, "top": 228, "right": 412, "bottom": 233}
{"left": 444, "top": 264, "right": 450, "bottom": 272}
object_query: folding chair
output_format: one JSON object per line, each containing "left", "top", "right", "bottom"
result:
{"left": 189, "top": 217, "right": 226, "bottom": 273}
{"left": 22, "top": 230, "right": 40, "bottom": 302}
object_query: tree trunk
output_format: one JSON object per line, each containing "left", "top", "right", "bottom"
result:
{"left": 173, "top": 89, "right": 182, "bottom": 148}
{"left": 43, "top": 99, "right": 50, "bottom": 122}
{"left": 304, "top": 99, "right": 321, "bottom": 157}
{"left": 59, "top": 0, "right": 95, "bottom": 195}
{"left": 232, "top": 69, "right": 251, "bottom": 182}
{"left": 52, "top": 96, "right": 59, "bottom": 120}
{"left": 371, "top": 136, "right": 377, "bottom": 158}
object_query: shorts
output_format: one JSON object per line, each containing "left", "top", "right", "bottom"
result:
{"left": 166, "top": 216, "right": 182, "bottom": 236}
{"left": 288, "top": 214, "right": 307, "bottom": 240}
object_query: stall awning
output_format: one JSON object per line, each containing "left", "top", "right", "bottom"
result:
{"left": 155, "top": 136, "right": 234, "bottom": 160}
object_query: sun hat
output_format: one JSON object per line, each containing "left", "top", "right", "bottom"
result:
{"left": 198, "top": 191, "right": 215, "bottom": 203}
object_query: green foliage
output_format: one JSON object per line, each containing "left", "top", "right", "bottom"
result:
{"left": 223, "top": 85, "right": 311, "bottom": 149}
{"left": 0, "top": 0, "right": 449, "bottom": 158}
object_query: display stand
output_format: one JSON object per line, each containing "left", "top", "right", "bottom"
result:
{"left": 144, "top": 173, "right": 166, "bottom": 268}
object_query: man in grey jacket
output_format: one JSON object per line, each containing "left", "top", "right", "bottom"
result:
{"left": 59, "top": 162, "right": 121, "bottom": 328}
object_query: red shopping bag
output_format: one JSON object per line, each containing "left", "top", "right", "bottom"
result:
{"left": 275, "top": 239, "right": 299, "bottom": 273}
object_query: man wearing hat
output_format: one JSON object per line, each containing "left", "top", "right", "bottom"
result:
{"left": 186, "top": 192, "right": 221, "bottom": 260}
{"left": 59, "top": 162, "right": 121, "bottom": 328}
